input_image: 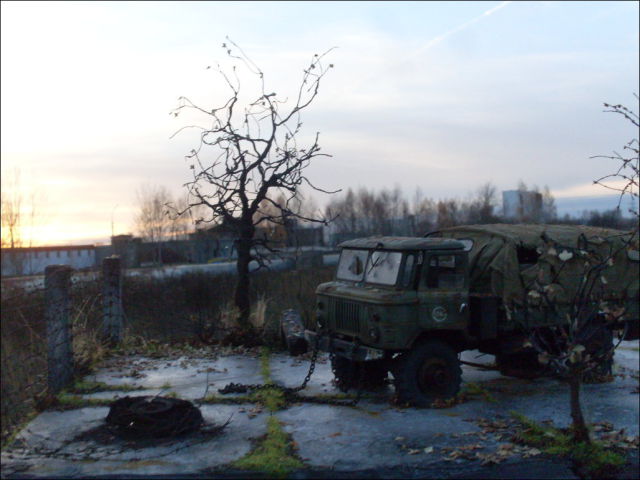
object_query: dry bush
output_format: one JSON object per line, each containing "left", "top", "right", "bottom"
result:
{"left": 250, "top": 295, "right": 269, "bottom": 330}
{"left": 120, "top": 266, "right": 335, "bottom": 346}
{"left": 1, "top": 286, "right": 47, "bottom": 445}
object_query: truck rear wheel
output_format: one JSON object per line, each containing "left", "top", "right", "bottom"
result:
{"left": 496, "top": 352, "right": 545, "bottom": 379}
{"left": 392, "top": 340, "right": 461, "bottom": 407}
{"left": 331, "top": 356, "right": 388, "bottom": 392}
{"left": 582, "top": 326, "right": 614, "bottom": 383}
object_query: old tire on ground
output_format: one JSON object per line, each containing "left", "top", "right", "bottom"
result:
{"left": 106, "top": 396, "right": 203, "bottom": 438}
{"left": 331, "top": 356, "right": 388, "bottom": 392}
{"left": 496, "top": 351, "right": 546, "bottom": 379}
{"left": 392, "top": 340, "right": 461, "bottom": 407}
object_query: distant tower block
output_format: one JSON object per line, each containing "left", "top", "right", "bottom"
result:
{"left": 503, "top": 190, "right": 543, "bottom": 223}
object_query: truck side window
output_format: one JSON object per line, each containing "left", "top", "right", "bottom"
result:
{"left": 401, "top": 253, "right": 416, "bottom": 287}
{"left": 423, "top": 254, "right": 464, "bottom": 289}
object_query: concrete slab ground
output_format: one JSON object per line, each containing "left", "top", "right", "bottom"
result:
{"left": 1, "top": 341, "right": 638, "bottom": 478}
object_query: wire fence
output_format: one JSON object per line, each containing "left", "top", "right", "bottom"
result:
{"left": 1, "top": 257, "right": 123, "bottom": 444}
{"left": 1, "top": 258, "right": 333, "bottom": 445}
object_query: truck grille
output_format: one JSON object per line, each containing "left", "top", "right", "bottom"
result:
{"left": 331, "top": 299, "right": 362, "bottom": 334}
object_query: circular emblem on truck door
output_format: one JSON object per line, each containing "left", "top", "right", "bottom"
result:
{"left": 432, "top": 306, "right": 448, "bottom": 323}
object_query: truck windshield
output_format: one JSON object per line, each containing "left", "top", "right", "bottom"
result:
{"left": 364, "top": 251, "right": 403, "bottom": 286}
{"left": 337, "top": 249, "right": 405, "bottom": 286}
{"left": 336, "top": 249, "right": 368, "bottom": 281}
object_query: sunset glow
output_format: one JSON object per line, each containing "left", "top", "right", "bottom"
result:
{"left": 2, "top": 1, "right": 638, "bottom": 247}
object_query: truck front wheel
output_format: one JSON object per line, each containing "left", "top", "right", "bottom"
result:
{"left": 392, "top": 340, "right": 461, "bottom": 407}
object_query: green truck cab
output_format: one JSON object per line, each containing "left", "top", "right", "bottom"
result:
{"left": 305, "top": 225, "right": 639, "bottom": 407}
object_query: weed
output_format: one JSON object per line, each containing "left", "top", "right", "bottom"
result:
{"left": 250, "top": 295, "right": 268, "bottom": 330}
{"left": 202, "top": 394, "right": 254, "bottom": 405}
{"left": 259, "top": 347, "right": 272, "bottom": 383}
{"left": 67, "top": 380, "right": 143, "bottom": 394}
{"left": 252, "top": 388, "right": 286, "bottom": 413}
{"left": 1, "top": 410, "right": 38, "bottom": 449}
{"left": 56, "top": 394, "right": 112, "bottom": 410}
{"left": 232, "top": 416, "right": 303, "bottom": 477}
{"left": 462, "top": 382, "right": 497, "bottom": 403}
{"left": 510, "top": 412, "right": 625, "bottom": 478}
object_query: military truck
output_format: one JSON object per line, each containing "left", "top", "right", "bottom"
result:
{"left": 305, "top": 224, "right": 639, "bottom": 406}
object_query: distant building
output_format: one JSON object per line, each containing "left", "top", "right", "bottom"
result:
{"left": 1, "top": 245, "right": 96, "bottom": 277}
{"left": 502, "top": 190, "right": 543, "bottom": 223}
{"left": 189, "top": 223, "right": 237, "bottom": 263}
{"left": 109, "top": 234, "right": 141, "bottom": 268}
{"left": 1, "top": 219, "right": 329, "bottom": 277}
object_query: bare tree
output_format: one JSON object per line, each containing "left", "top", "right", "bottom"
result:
{"left": 524, "top": 231, "right": 636, "bottom": 443}
{"left": 325, "top": 188, "right": 358, "bottom": 243}
{"left": 541, "top": 185, "right": 557, "bottom": 223}
{"left": 592, "top": 95, "right": 639, "bottom": 218}
{"left": 171, "top": 40, "right": 337, "bottom": 328}
{"left": 411, "top": 187, "right": 437, "bottom": 235}
{"left": 168, "top": 195, "right": 192, "bottom": 241}
{"left": 135, "top": 184, "right": 173, "bottom": 264}
{"left": 436, "top": 199, "right": 461, "bottom": 228}
{"left": 465, "top": 182, "right": 499, "bottom": 224}
{"left": 1, "top": 168, "right": 23, "bottom": 249}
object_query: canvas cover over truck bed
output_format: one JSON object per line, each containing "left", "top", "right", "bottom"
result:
{"left": 427, "top": 224, "right": 639, "bottom": 322}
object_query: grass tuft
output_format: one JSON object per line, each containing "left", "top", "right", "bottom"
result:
{"left": 56, "top": 394, "right": 112, "bottom": 410}
{"left": 67, "top": 380, "right": 144, "bottom": 394}
{"left": 510, "top": 411, "right": 625, "bottom": 477}
{"left": 252, "top": 388, "right": 286, "bottom": 413}
{"left": 260, "top": 347, "right": 272, "bottom": 384}
{"left": 232, "top": 416, "right": 303, "bottom": 477}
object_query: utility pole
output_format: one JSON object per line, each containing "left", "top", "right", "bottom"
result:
{"left": 111, "top": 204, "right": 119, "bottom": 238}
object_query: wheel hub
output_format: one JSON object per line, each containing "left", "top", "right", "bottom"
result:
{"left": 418, "top": 359, "right": 449, "bottom": 394}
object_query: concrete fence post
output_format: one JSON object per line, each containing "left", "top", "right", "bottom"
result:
{"left": 45, "top": 264, "right": 73, "bottom": 394}
{"left": 102, "top": 256, "right": 123, "bottom": 346}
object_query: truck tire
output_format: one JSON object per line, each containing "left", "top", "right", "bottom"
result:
{"left": 392, "top": 340, "right": 461, "bottom": 407}
{"left": 331, "top": 356, "right": 387, "bottom": 392}
{"left": 496, "top": 352, "right": 546, "bottom": 379}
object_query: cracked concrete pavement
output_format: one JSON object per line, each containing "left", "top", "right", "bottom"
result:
{"left": 1, "top": 341, "right": 638, "bottom": 478}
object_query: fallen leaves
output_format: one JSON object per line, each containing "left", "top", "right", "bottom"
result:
{"left": 599, "top": 429, "right": 640, "bottom": 450}
{"left": 238, "top": 405, "right": 263, "bottom": 419}
{"left": 441, "top": 444, "right": 485, "bottom": 462}
{"left": 394, "top": 438, "right": 437, "bottom": 457}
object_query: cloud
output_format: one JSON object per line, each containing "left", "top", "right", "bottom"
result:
{"left": 552, "top": 180, "right": 636, "bottom": 199}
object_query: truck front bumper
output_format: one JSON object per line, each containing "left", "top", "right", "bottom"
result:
{"left": 304, "top": 330, "right": 385, "bottom": 362}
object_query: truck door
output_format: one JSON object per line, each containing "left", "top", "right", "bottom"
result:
{"left": 417, "top": 252, "right": 469, "bottom": 331}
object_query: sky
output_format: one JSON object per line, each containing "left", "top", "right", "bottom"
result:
{"left": 1, "top": 1, "right": 638, "bottom": 246}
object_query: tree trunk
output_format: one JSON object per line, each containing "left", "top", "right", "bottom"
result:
{"left": 235, "top": 230, "right": 253, "bottom": 329}
{"left": 568, "top": 373, "right": 591, "bottom": 443}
